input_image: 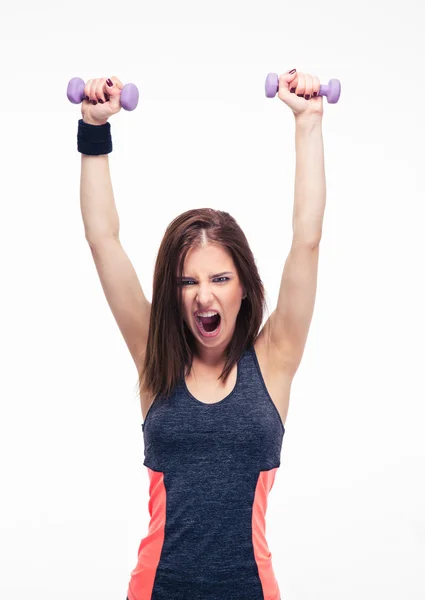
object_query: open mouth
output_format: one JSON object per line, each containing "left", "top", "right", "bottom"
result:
{"left": 195, "top": 313, "right": 221, "bottom": 336}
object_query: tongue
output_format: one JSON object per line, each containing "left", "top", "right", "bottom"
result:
{"left": 200, "top": 315, "right": 220, "bottom": 332}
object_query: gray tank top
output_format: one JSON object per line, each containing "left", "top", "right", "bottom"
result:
{"left": 127, "top": 344, "right": 285, "bottom": 600}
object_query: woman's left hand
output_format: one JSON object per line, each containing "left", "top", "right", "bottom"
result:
{"left": 278, "top": 70, "right": 323, "bottom": 119}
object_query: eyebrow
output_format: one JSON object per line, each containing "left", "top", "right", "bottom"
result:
{"left": 180, "top": 271, "right": 234, "bottom": 278}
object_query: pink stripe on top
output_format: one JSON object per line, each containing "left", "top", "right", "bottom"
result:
{"left": 127, "top": 469, "right": 166, "bottom": 600}
{"left": 253, "top": 468, "right": 281, "bottom": 600}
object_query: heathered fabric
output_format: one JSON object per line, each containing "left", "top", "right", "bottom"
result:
{"left": 127, "top": 344, "right": 285, "bottom": 600}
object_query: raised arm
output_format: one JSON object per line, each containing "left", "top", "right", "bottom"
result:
{"left": 79, "top": 79, "right": 151, "bottom": 371}
{"left": 267, "top": 70, "right": 326, "bottom": 375}
{"left": 80, "top": 153, "right": 120, "bottom": 241}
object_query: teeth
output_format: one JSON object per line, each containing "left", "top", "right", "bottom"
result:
{"left": 197, "top": 311, "right": 219, "bottom": 318}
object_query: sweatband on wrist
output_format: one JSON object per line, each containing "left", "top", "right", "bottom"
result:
{"left": 77, "top": 119, "right": 112, "bottom": 155}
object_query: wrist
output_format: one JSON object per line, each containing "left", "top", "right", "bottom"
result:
{"left": 82, "top": 116, "right": 109, "bottom": 126}
{"left": 294, "top": 113, "right": 323, "bottom": 131}
{"left": 77, "top": 119, "right": 112, "bottom": 155}
{"left": 294, "top": 113, "right": 323, "bottom": 125}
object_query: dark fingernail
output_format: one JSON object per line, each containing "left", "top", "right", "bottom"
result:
{"left": 105, "top": 93, "right": 110, "bottom": 101}
{"left": 106, "top": 79, "right": 113, "bottom": 87}
{"left": 85, "top": 96, "right": 89, "bottom": 101}
{"left": 290, "top": 88, "right": 296, "bottom": 93}
{"left": 289, "top": 68, "right": 296, "bottom": 74}
{"left": 91, "top": 100, "right": 97, "bottom": 105}
{"left": 305, "top": 95, "right": 311, "bottom": 100}
{"left": 98, "top": 99, "right": 104, "bottom": 104}
{"left": 313, "top": 92, "right": 318, "bottom": 97}
{"left": 297, "top": 94, "right": 304, "bottom": 97}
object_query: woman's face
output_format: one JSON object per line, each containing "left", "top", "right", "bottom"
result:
{"left": 179, "top": 244, "right": 245, "bottom": 350}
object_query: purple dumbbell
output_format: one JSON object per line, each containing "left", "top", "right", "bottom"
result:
{"left": 67, "top": 77, "right": 139, "bottom": 111}
{"left": 265, "top": 73, "right": 341, "bottom": 104}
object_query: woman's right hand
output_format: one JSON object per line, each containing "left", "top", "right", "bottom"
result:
{"left": 81, "top": 76, "right": 124, "bottom": 125}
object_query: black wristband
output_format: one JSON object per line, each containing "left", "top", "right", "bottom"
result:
{"left": 77, "top": 119, "right": 112, "bottom": 155}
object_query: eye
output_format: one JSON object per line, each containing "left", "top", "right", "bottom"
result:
{"left": 180, "top": 277, "right": 229, "bottom": 286}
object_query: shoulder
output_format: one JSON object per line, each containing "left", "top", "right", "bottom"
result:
{"left": 253, "top": 325, "right": 295, "bottom": 386}
{"left": 252, "top": 328, "right": 293, "bottom": 428}
{"left": 253, "top": 317, "right": 296, "bottom": 375}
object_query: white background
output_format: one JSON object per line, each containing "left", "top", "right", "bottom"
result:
{"left": 1, "top": 0, "right": 424, "bottom": 599}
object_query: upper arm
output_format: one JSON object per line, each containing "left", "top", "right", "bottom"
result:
{"left": 267, "top": 241, "right": 320, "bottom": 374}
{"left": 88, "top": 237, "right": 151, "bottom": 370}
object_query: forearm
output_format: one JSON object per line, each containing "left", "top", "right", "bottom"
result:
{"left": 292, "top": 116, "right": 326, "bottom": 245}
{"left": 80, "top": 153, "right": 120, "bottom": 243}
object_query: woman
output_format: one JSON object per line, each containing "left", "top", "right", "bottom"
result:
{"left": 79, "top": 69, "right": 326, "bottom": 600}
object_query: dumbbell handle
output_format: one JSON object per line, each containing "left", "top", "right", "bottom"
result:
{"left": 265, "top": 73, "right": 341, "bottom": 104}
{"left": 67, "top": 77, "right": 139, "bottom": 111}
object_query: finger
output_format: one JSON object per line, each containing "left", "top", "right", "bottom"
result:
{"left": 295, "top": 73, "right": 305, "bottom": 97}
{"left": 84, "top": 78, "right": 94, "bottom": 103}
{"left": 304, "top": 74, "right": 313, "bottom": 99}
{"left": 89, "top": 78, "right": 99, "bottom": 104}
{"left": 95, "top": 78, "right": 108, "bottom": 104}
{"left": 109, "top": 76, "right": 124, "bottom": 91}
{"left": 289, "top": 74, "right": 299, "bottom": 93}
{"left": 103, "top": 77, "right": 123, "bottom": 102}
{"left": 279, "top": 69, "right": 298, "bottom": 92}
{"left": 312, "top": 76, "right": 320, "bottom": 97}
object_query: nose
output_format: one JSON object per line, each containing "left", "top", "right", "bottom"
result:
{"left": 195, "top": 283, "right": 214, "bottom": 305}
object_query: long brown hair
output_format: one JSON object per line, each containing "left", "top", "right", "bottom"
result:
{"left": 137, "top": 208, "right": 270, "bottom": 404}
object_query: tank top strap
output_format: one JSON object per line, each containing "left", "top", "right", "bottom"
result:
{"left": 235, "top": 343, "right": 263, "bottom": 394}
{"left": 236, "top": 344, "right": 285, "bottom": 434}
